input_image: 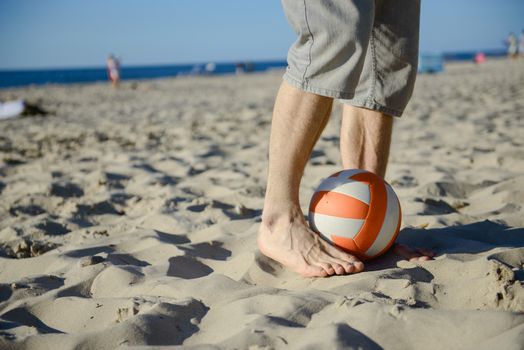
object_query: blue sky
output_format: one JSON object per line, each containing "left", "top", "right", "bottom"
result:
{"left": 0, "top": 0, "right": 523, "bottom": 69}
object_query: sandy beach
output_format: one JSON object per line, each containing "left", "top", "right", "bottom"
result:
{"left": 0, "top": 58, "right": 523, "bottom": 349}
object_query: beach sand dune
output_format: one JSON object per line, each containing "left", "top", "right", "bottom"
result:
{"left": 0, "top": 59, "right": 523, "bottom": 349}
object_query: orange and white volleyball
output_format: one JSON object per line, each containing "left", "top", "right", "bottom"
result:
{"left": 308, "top": 169, "right": 401, "bottom": 260}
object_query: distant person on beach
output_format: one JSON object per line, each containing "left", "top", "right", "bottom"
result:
{"left": 506, "top": 33, "right": 518, "bottom": 59}
{"left": 474, "top": 52, "right": 486, "bottom": 64}
{"left": 519, "top": 30, "right": 524, "bottom": 57}
{"left": 235, "top": 62, "right": 245, "bottom": 75}
{"left": 257, "top": 0, "right": 432, "bottom": 277}
{"left": 106, "top": 54, "right": 121, "bottom": 88}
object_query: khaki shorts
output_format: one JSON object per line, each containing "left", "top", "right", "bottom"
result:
{"left": 282, "top": 0, "right": 420, "bottom": 117}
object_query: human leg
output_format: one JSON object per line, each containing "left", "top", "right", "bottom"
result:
{"left": 262, "top": 0, "right": 429, "bottom": 276}
{"left": 257, "top": 81, "right": 364, "bottom": 277}
{"left": 340, "top": 105, "right": 392, "bottom": 178}
{"left": 340, "top": 105, "right": 432, "bottom": 261}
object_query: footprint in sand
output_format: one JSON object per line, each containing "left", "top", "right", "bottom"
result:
{"left": 177, "top": 241, "right": 231, "bottom": 261}
{"left": 421, "top": 181, "right": 472, "bottom": 198}
{"left": 100, "top": 172, "right": 131, "bottom": 190}
{"left": 35, "top": 219, "right": 70, "bottom": 235}
{"left": 167, "top": 256, "right": 214, "bottom": 279}
{"left": 310, "top": 149, "right": 336, "bottom": 166}
{"left": 211, "top": 200, "right": 261, "bottom": 220}
{"left": 75, "top": 200, "right": 125, "bottom": 217}
{"left": 109, "top": 192, "right": 141, "bottom": 206}
{"left": 1, "top": 239, "right": 60, "bottom": 259}
{"left": 390, "top": 174, "right": 418, "bottom": 188}
{"left": 414, "top": 197, "right": 457, "bottom": 215}
{"left": 9, "top": 204, "right": 46, "bottom": 217}
{"left": 50, "top": 182, "right": 84, "bottom": 198}
{"left": 487, "top": 248, "right": 524, "bottom": 283}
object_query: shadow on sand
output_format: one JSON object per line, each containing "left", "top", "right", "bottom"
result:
{"left": 367, "top": 220, "right": 524, "bottom": 272}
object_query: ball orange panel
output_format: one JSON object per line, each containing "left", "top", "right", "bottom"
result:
{"left": 309, "top": 191, "right": 369, "bottom": 220}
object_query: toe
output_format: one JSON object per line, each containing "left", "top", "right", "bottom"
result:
{"left": 394, "top": 243, "right": 434, "bottom": 261}
{"left": 331, "top": 263, "right": 346, "bottom": 275}
{"left": 318, "top": 262, "right": 336, "bottom": 276}
{"left": 301, "top": 264, "right": 328, "bottom": 278}
{"left": 329, "top": 258, "right": 354, "bottom": 274}
{"left": 417, "top": 248, "right": 435, "bottom": 257}
{"left": 327, "top": 256, "right": 364, "bottom": 274}
{"left": 394, "top": 243, "right": 418, "bottom": 260}
{"left": 338, "top": 255, "right": 363, "bottom": 274}
{"left": 353, "top": 261, "right": 365, "bottom": 272}
{"left": 410, "top": 256, "right": 431, "bottom": 262}
{"left": 344, "top": 263, "right": 355, "bottom": 274}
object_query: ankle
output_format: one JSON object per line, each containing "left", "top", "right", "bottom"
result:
{"left": 261, "top": 206, "right": 304, "bottom": 229}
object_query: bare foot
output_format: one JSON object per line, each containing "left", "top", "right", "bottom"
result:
{"left": 257, "top": 208, "right": 364, "bottom": 277}
{"left": 393, "top": 243, "right": 435, "bottom": 262}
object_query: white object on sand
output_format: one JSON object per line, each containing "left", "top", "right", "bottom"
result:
{"left": 0, "top": 99, "right": 25, "bottom": 120}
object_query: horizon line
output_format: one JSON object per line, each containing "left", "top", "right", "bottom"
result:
{"left": 0, "top": 47, "right": 508, "bottom": 72}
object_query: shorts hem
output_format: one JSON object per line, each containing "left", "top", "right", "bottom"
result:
{"left": 283, "top": 72, "right": 355, "bottom": 100}
{"left": 283, "top": 72, "right": 405, "bottom": 117}
{"left": 343, "top": 99, "right": 404, "bottom": 117}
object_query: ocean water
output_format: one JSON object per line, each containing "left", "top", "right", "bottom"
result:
{"left": 0, "top": 49, "right": 507, "bottom": 89}
{"left": 442, "top": 48, "right": 506, "bottom": 61}
{"left": 417, "top": 49, "right": 506, "bottom": 73}
{"left": 0, "top": 60, "right": 287, "bottom": 89}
